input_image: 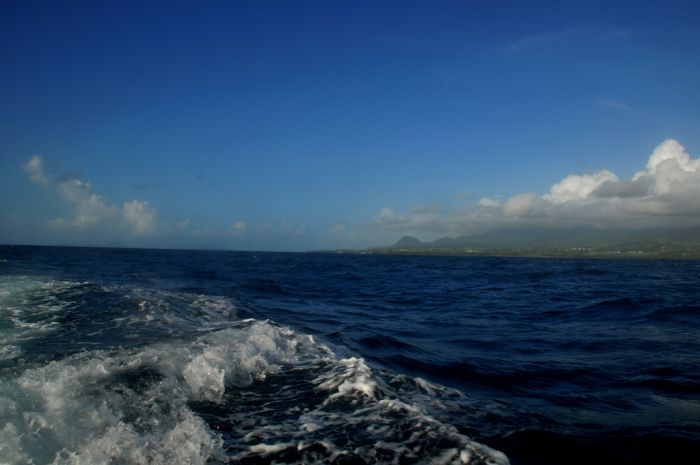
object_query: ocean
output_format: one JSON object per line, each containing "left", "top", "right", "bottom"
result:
{"left": 0, "top": 245, "right": 698, "bottom": 465}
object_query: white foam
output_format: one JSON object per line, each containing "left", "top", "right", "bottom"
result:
{"left": 461, "top": 449, "right": 473, "bottom": 463}
{"left": 50, "top": 411, "right": 221, "bottom": 465}
{"left": 0, "top": 320, "right": 318, "bottom": 464}
{"left": 0, "top": 316, "right": 509, "bottom": 465}
{"left": 316, "top": 356, "right": 378, "bottom": 401}
{"left": 116, "top": 287, "right": 239, "bottom": 331}
{"left": 183, "top": 352, "right": 226, "bottom": 401}
{"left": 0, "top": 423, "right": 31, "bottom": 464}
{"left": 0, "top": 344, "right": 21, "bottom": 361}
{"left": 227, "top": 342, "right": 510, "bottom": 465}
{"left": 415, "top": 376, "right": 437, "bottom": 396}
{"left": 248, "top": 442, "right": 295, "bottom": 454}
{"left": 0, "top": 276, "right": 81, "bottom": 357}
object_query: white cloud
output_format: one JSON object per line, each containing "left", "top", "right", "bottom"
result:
{"left": 375, "top": 207, "right": 396, "bottom": 223}
{"left": 603, "top": 139, "right": 700, "bottom": 203}
{"left": 24, "top": 156, "right": 158, "bottom": 236}
{"left": 358, "top": 139, "right": 700, "bottom": 242}
{"left": 175, "top": 219, "right": 191, "bottom": 231}
{"left": 503, "top": 139, "right": 700, "bottom": 226}
{"left": 123, "top": 200, "right": 157, "bottom": 234}
{"left": 23, "top": 155, "right": 51, "bottom": 186}
{"left": 544, "top": 170, "right": 618, "bottom": 203}
{"left": 228, "top": 220, "right": 249, "bottom": 234}
{"left": 503, "top": 193, "right": 542, "bottom": 217}
{"left": 478, "top": 197, "right": 500, "bottom": 207}
{"left": 58, "top": 178, "right": 93, "bottom": 202}
{"left": 332, "top": 223, "right": 348, "bottom": 233}
{"left": 648, "top": 139, "right": 685, "bottom": 171}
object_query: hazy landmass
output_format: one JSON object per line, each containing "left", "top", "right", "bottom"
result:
{"left": 339, "top": 227, "right": 700, "bottom": 259}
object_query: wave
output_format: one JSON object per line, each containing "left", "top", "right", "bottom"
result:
{"left": 0, "top": 315, "right": 508, "bottom": 464}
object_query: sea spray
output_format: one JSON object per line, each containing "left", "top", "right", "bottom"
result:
{"left": 1, "top": 317, "right": 507, "bottom": 464}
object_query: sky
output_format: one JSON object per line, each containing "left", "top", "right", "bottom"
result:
{"left": 1, "top": 0, "right": 700, "bottom": 251}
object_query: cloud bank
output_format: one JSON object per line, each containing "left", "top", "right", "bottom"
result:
{"left": 24, "top": 155, "right": 157, "bottom": 236}
{"left": 20, "top": 139, "right": 700, "bottom": 250}
{"left": 19, "top": 155, "right": 309, "bottom": 250}
{"left": 359, "top": 139, "right": 700, "bottom": 243}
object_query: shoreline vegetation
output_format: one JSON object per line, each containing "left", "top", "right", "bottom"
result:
{"left": 334, "top": 247, "right": 700, "bottom": 260}
{"left": 331, "top": 227, "right": 700, "bottom": 260}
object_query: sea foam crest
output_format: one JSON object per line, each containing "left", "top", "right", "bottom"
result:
{"left": 0, "top": 318, "right": 508, "bottom": 465}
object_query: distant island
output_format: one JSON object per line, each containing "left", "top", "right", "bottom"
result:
{"left": 335, "top": 227, "right": 700, "bottom": 259}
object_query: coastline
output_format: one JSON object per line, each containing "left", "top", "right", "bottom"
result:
{"left": 325, "top": 247, "right": 700, "bottom": 261}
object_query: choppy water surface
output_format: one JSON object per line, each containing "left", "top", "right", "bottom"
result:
{"left": 0, "top": 246, "right": 698, "bottom": 464}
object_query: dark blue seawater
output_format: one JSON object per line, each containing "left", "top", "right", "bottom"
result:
{"left": 0, "top": 245, "right": 698, "bottom": 464}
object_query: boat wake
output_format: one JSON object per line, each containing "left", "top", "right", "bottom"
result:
{"left": 0, "top": 277, "right": 508, "bottom": 464}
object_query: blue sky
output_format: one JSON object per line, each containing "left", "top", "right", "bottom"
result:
{"left": 2, "top": 0, "right": 700, "bottom": 250}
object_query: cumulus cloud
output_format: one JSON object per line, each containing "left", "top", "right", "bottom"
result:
{"left": 488, "top": 139, "right": 700, "bottom": 227}
{"left": 544, "top": 170, "right": 618, "bottom": 203}
{"left": 123, "top": 200, "right": 157, "bottom": 234}
{"left": 24, "top": 155, "right": 158, "bottom": 235}
{"left": 503, "top": 193, "right": 542, "bottom": 217}
{"left": 358, "top": 139, "right": 700, "bottom": 242}
{"left": 23, "top": 155, "right": 51, "bottom": 186}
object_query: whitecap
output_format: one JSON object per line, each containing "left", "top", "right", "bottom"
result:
{"left": 0, "top": 318, "right": 508, "bottom": 465}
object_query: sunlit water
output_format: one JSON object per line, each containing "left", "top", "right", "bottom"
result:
{"left": 0, "top": 245, "right": 698, "bottom": 464}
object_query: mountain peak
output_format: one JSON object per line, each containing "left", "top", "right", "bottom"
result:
{"left": 393, "top": 236, "right": 423, "bottom": 248}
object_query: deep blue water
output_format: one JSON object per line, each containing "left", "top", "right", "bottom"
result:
{"left": 0, "top": 245, "right": 698, "bottom": 464}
